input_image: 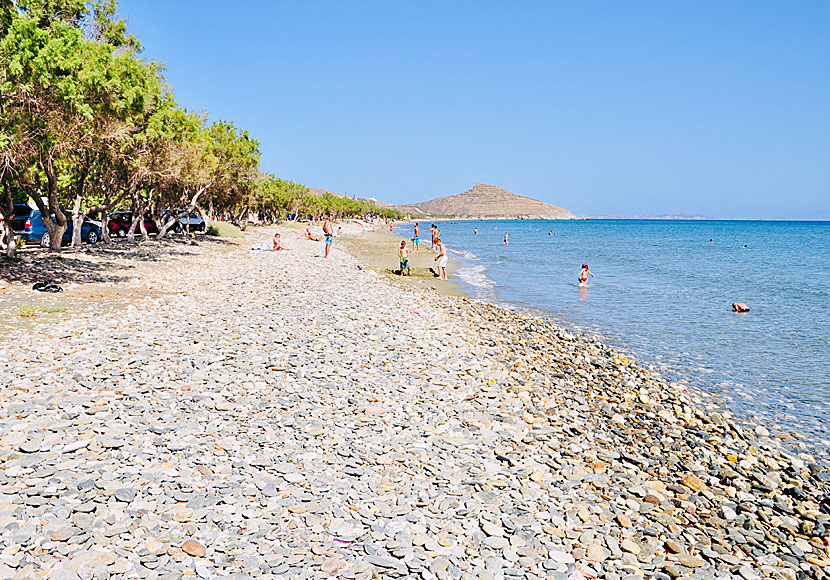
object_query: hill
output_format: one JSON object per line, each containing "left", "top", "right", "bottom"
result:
{"left": 397, "top": 183, "right": 574, "bottom": 219}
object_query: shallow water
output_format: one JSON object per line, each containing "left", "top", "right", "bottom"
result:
{"left": 397, "top": 220, "right": 830, "bottom": 450}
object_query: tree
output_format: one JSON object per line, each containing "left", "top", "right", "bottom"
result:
{"left": 0, "top": 0, "right": 145, "bottom": 249}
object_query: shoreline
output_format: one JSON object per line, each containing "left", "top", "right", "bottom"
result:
{"left": 0, "top": 226, "right": 828, "bottom": 579}
{"left": 336, "top": 225, "right": 468, "bottom": 298}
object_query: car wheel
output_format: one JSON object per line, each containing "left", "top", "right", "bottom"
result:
{"left": 116, "top": 228, "right": 127, "bottom": 238}
{"left": 41, "top": 232, "right": 50, "bottom": 247}
{"left": 173, "top": 223, "right": 182, "bottom": 234}
{"left": 87, "top": 230, "right": 99, "bottom": 244}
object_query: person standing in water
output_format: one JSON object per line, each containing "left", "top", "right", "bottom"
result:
{"left": 578, "top": 263, "right": 594, "bottom": 285}
{"left": 434, "top": 238, "right": 448, "bottom": 280}
{"left": 412, "top": 222, "right": 420, "bottom": 252}
{"left": 323, "top": 215, "right": 333, "bottom": 258}
{"left": 474, "top": 228, "right": 478, "bottom": 235}
{"left": 503, "top": 232, "right": 509, "bottom": 245}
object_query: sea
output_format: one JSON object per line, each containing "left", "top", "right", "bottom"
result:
{"left": 394, "top": 219, "right": 830, "bottom": 455}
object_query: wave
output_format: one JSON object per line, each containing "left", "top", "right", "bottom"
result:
{"left": 447, "top": 247, "right": 478, "bottom": 260}
{"left": 455, "top": 264, "right": 497, "bottom": 300}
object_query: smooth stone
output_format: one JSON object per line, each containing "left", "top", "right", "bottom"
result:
{"left": 675, "top": 554, "right": 704, "bottom": 568}
{"left": 621, "top": 539, "right": 641, "bottom": 555}
{"left": 587, "top": 543, "right": 606, "bottom": 562}
{"left": 19, "top": 440, "right": 41, "bottom": 453}
{"left": 182, "top": 540, "right": 206, "bottom": 557}
{"left": 114, "top": 488, "right": 137, "bottom": 502}
{"left": 484, "top": 537, "right": 510, "bottom": 549}
{"left": 482, "top": 521, "right": 504, "bottom": 536}
{"left": 548, "top": 551, "right": 575, "bottom": 565}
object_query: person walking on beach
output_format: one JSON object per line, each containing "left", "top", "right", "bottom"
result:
{"left": 412, "top": 222, "right": 420, "bottom": 252}
{"left": 578, "top": 263, "right": 594, "bottom": 285}
{"left": 398, "top": 240, "right": 410, "bottom": 275}
{"left": 434, "top": 238, "right": 448, "bottom": 280}
{"left": 323, "top": 215, "right": 333, "bottom": 258}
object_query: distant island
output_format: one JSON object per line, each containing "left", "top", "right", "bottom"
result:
{"left": 396, "top": 183, "right": 575, "bottom": 219}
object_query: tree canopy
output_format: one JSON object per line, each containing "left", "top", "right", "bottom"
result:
{"left": 0, "top": 0, "right": 401, "bottom": 255}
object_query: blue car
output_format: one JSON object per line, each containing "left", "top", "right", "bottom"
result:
{"left": 16, "top": 209, "right": 102, "bottom": 246}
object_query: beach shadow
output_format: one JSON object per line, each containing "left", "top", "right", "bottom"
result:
{"left": 0, "top": 236, "right": 230, "bottom": 286}
{"left": 384, "top": 267, "right": 440, "bottom": 278}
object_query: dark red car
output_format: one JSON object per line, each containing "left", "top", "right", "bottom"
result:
{"left": 107, "top": 211, "right": 159, "bottom": 237}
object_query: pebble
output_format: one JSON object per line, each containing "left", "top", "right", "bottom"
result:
{"left": 181, "top": 540, "right": 206, "bottom": 557}
{"left": 0, "top": 226, "right": 827, "bottom": 580}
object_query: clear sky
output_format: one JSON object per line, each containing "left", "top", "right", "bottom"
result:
{"left": 117, "top": 1, "right": 829, "bottom": 219}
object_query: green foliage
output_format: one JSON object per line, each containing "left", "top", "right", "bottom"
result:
{"left": 0, "top": 0, "right": 402, "bottom": 248}
{"left": 18, "top": 305, "right": 68, "bottom": 317}
{"left": 206, "top": 221, "right": 243, "bottom": 238}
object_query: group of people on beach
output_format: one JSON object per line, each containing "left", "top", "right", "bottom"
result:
{"left": 270, "top": 215, "right": 336, "bottom": 257}
{"left": 397, "top": 222, "right": 594, "bottom": 286}
{"left": 396, "top": 222, "right": 448, "bottom": 280}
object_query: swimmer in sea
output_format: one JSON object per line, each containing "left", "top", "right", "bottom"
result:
{"left": 578, "top": 263, "right": 594, "bottom": 285}
{"left": 474, "top": 228, "right": 478, "bottom": 235}
{"left": 503, "top": 232, "right": 508, "bottom": 245}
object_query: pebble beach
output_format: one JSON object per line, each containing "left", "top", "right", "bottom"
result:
{"left": 0, "top": 227, "right": 828, "bottom": 580}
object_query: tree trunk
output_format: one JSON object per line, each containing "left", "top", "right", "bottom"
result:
{"left": 195, "top": 203, "right": 210, "bottom": 229}
{"left": 127, "top": 214, "right": 139, "bottom": 241}
{"left": 71, "top": 195, "right": 84, "bottom": 248}
{"left": 100, "top": 210, "right": 111, "bottom": 244}
{"left": 1, "top": 180, "right": 16, "bottom": 258}
{"left": 44, "top": 157, "right": 66, "bottom": 250}
{"left": 157, "top": 187, "right": 206, "bottom": 240}
{"left": 70, "top": 161, "right": 91, "bottom": 248}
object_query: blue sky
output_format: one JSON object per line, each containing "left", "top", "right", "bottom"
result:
{"left": 118, "top": 1, "right": 829, "bottom": 218}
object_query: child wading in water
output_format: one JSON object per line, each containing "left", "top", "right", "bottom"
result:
{"left": 578, "top": 262, "right": 593, "bottom": 285}
{"left": 398, "top": 240, "right": 410, "bottom": 275}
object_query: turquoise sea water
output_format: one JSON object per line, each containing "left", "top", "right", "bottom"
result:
{"left": 395, "top": 220, "right": 830, "bottom": 453}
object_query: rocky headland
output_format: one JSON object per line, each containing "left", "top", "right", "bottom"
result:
{"left": 398, "top": 183, "right": 575, "bottom": 220}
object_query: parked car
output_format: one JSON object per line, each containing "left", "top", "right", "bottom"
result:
{"left": 7, "top": 204, "right": 34, "bottom": 232}
{"left": 107, "top": 211, "right": 159, "bottom": 237}
{"left": 160, "top": 209, "right": 206, "bottom": 233}
{"left": 15, "top": 209, "right": 101, "bottom": 246}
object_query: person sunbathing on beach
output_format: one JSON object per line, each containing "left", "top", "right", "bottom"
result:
{"left": 398, "top": 240, "right": 410, "bottom": 275}
{"left": 272, "top": 232, "right": 291, "bottom": 251}
{"left": 434, "top": 238, "right": 448, "bottom": 280}
{"left": 578, "top": 263, "right": 593, "bottom": 284}
{"left": 304, "top": 228, "right": 321, "bottom": 241}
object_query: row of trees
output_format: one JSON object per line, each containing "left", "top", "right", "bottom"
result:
{"left": 0, "top": 0, "right": 401, "bottom": 257}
